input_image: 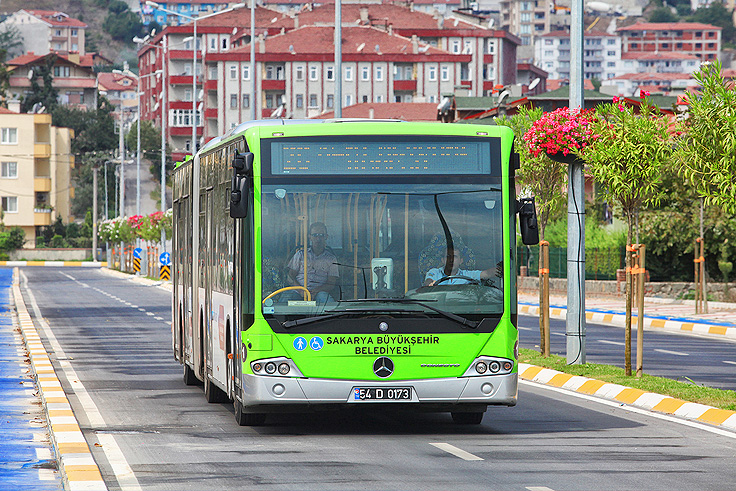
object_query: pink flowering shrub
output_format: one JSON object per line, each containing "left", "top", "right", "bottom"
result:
{"left": 523, "top": 107, "right": 598, "bottom": 158}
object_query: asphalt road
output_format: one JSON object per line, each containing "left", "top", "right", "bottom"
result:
{"left": 518, "top": 314, "right": 736, "bottom": 390}
{"left": 18, "top": 267, "right": 736, "bottom": 491}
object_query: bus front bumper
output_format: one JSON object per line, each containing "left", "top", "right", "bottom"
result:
{"left": 241, "top": 372, "right": 517, "bottom": 410}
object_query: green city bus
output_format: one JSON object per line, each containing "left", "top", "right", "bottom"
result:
{"left": 172, "top": 119, "right": 538, "bottom": 426}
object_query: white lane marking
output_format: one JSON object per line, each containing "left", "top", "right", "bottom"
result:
{"left": 22, "top": 270, "right": 143, "bottom": 491}
{"left": 598, "top": 339, "right": 624, "bottom": 346}
{"left": 551, "top": 332, "right": 565, "bottom": 336}
{"left": 518, "top": 326, "right": 532, "bottom": 331}
{"left": 654, "top": 348, "right": 689, "bottom": 356}
{"left": 35, "top": 448, "right": 52, "bottom": 459}
{"left": 520, "top": 379, "right": 736, "bottom": 440}
{"left": 154, "top": 317, "right": 164, "bottom": 321}
{"left": 429, "top": 442, "right": 483, "bottom": 461}
{"left": 138, "top": 308, "right": 146, "bottom": 312}
{"left": 38, "top": 469, "right": 55, "bottom": 481}
{"left": 526, "top": 487, "right": 556, "bottom": 491}
{"left": 146, "top": 312, "right": 155, "bottom": 316}
{"left": 724, "top": 361, "right": 736, "bottom": 366}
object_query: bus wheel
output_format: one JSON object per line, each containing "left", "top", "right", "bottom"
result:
{"left": 183, "top": 364, "right": 198, "bottom": 386}
{"left": 451, "top": 411, "right": 484, "bottom": 425}
{"left": 234, "top": 399, "right": 266, "bottom": 426}
{"left": 204, "top": 375, "right": 228, "bottom": 403}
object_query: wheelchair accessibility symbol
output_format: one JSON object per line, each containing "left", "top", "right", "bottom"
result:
{"left": 293, "top": 337, "right": 307, "bottom": 351}
{"left": 309, "top": 336, "right": 324, "bottom": 351}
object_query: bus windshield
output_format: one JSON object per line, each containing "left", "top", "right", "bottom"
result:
{"left": 260, "top": 183, "right": 505, "bottom": 320}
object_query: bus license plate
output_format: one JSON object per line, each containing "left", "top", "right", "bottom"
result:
{"left": 353, "top": 387, "right": 411, "bottom": 401}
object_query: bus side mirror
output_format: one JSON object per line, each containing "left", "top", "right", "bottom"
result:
{"left": 230, "top": 152, "right": 254, "bottom": 218}
{"left": 517, "top": 197, "right": 539, "bottom": 245}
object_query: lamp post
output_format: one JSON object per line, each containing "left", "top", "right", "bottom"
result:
{"left": 92, "top": 162, "right": 99, "bottom": 262}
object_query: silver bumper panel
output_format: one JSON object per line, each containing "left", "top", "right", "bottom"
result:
{"left": 242, "top": 372, "right": 518, "bottom": 407}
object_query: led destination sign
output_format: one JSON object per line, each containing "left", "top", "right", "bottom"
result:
{"left": 269, "top": 138, "right": 495, "bottom": 176}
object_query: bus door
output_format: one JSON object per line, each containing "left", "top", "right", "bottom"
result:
{"left": 203, "top": 188, "right": 215, "bottom": 375}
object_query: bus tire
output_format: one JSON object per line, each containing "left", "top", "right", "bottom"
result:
{"left": 234, "top": 399, "right": 266, "bottom": 426}
{"left": 451, "top": 411, "right": 484, "bottom": 425}
{"left": 183, "top": 364, "right": 198, "bottom": 386}
{"left": 204, "top": 374, "right": 228, "bottom": 403}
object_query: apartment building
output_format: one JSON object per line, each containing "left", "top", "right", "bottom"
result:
{"left": 137, "top": 2, "right": 519, "bottom": 160}
{"left": 616, "top": 22, "right": 721, "bottom": 61}
{"left": 0, "top": 107, "right": 74, "bottom": 247}
{"left": 1, "top": 10, "right": 87, "bottom": 58}
{"left": 534, "top": 30, "right": 623, "bottom": 81}
{"left": 141, "top": 0, "right": 235, "bottom": 26}
{"left": 7, "top": 52, "right": 108, "bottom": 110}
{"left": 500, "top": 0, "right": 553, "bottom": 61}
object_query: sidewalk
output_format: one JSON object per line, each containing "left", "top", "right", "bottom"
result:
{"left": 518, "top": 291, "right": 736, "bottom": 340}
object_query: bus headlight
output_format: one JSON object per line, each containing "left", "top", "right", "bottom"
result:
{"left": 462, "top": 356, "right": 514, "bottom": 377}
{"left": 250, "top": 357, "right": 303, "bottom": 378}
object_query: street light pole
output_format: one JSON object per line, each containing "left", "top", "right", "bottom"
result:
{"left": 193, "top": 18, "right": 197, "bottom": 154}
{"left": 161, "top": 34, "right": 168, "bottom": 250}
{"left": 92, "top": 162, "right": 99, "bottom": 262}
{"left": 251, "top": 0, "right": 256, "bottom": 120}
{"left": 136, "top": 86, "right": 141, "bottom": 216}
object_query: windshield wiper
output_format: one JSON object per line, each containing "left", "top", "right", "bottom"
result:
{"left": 341, "top": 298, "right": 479, "bottom": 329}
{"left": 282, "top": 307, "right": 419, "bottom": 329}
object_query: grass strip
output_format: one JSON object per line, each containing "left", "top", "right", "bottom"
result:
{"left": 519, "top": 348, "right": 736, "bottom": 411}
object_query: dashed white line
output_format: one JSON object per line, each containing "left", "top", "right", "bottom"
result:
{"left": 723, "top": 360, "right": 736, "bottom": 366}
{"left": 429, "top": 442, "right": 483, "bottom": 461}
{"left": 598, "top": 339, "right": 625, "bottom": 346}
{"left": 138, "top": 308, "right": 146, "bottom": 312}
{"left": 551, "top": 332, "right": 565, "bottom": 336}
{"left": 146, "top": 312, "right": 155, "bottom": 316}
{"left": 654, "top": 348, "right": 689, "bottom": 356}
{"left": 526, "top": 487, "right": 556, "bottom": 491}
{"left": 518, "top": 326, "right": 532, "bottom": 331}
{"left": 154, "top": 316, "right": 164, "bottom": 321}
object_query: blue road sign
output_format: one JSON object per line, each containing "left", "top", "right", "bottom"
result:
{"left": 293, "top": 336, "right": 307, "bottom": 351}
{"left": 309, "top": 336, "right": 324, "bottom": 351}
{"left": 133, "top": 247, "right": 142, "bottom": 259}
{"left": 160, "top": 252, "right": 171, "bottom": 266}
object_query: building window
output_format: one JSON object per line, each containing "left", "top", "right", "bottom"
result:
{"left": 521, "top": 12, "right": 531, "bottom": 22}
{"left": 344, "top": 66, "right": 353, "bottom": 81}
{"left": 544, "top": 39, "right": 553, "bottom": 46}
{"left": 376, "top": 95, "right": 383, "bottom": 103}
{"left": 71, "top": 29, "right": 78, "bottom": 36}
{"left": 375, "top": 65, "right": 384, "bottom": 81}
{"left": 309, "top": 94, "right": 318, "bottom": 108}
{"left": 483, "top": 64, "right": 495, "bottom": 80}
{"left": 309, "top": 66, "right": 318, "bottom": 81}
{"left": 1, "top": 128, "right": 17, "bottom": 144}
{"left": 184, "top": 89, "right": 192, "bottom": 101}
{"left": 295, "top": 66, "right": 304, "bottom": 81}
{"left": 544, "top": 50, "right": 554, "bottom": 57}
{"left": 362, "top": 95, "right": 368, "bottom": 103}
{"left": 185, "top": 140, "right": 191, "bottom": 152}
{"left": 440, "top": 65, "right": 449, "bottom": 81}
{"left": 607, "top": 61, "right": 615, "bottom": 67}
{"left": 230, "top": 65, "right": 237, "bottom": 79}
{"left": 296, "top": 94, "right": 303, "bottom": 108}
{"left": 210, "top": 38, "right": 217, "bottom": 51}
{"left": 222, "top": 38, "right": 228, "bottom": 50}
{"left": 326, "top": 65, "right": 335, "bottom": 81}
{"left": 451, "top": 40, "right": 460, "bottom": 53}
{"left": 428, "top": 66, "right": 437, "bottom": 81}
{"left": 345, "top": 94, "right": 352, "bottom": 106}
{"left": 242, "top": 94, "right": 249, "bottom": 108}
{"left": 1, "top": 162, "right": 17, "bottom": 178}
{"left": 2, "top": 196, "right": 17, "bottom": 213}
{"left": 242, "top": 66, "right": 250, "bottom": 80}
{"left": 230, "top": 94, "right": 238, "bottom": 109}
{"left": 631, "top": 43, "right": 638, "bottom": 49}
{"left": 361, "top": 65, "right": 369, "bottom": 81}
{"left": 487, "top": 39, "right": 496, "bottom": 53}
{"left": 55, "top": 29, "right": 62, "bottom": 36}
{"left": 326, "top": 94, "right": 334, "bottom": 108}
{"left": 607, "top": 50, "right": 616, "bottom": 56}
{"left": 265, "top": 94, "right": 274, "bottom": 109}
{"left": 265, "top": 65, "right": 284, "bottom": 80}
{"left": 520, "top": 2, "right": 531, "bottom": 10}
{"left": 53, "top": 66, "right": 70, "bottom": 77}
{"left": 463, "top": 40, "right": 472, "bottom": 53}
{"left": 429, "top": 95, "right": 436, "bottom": 103}
{"left": 521, "top": 36, "right": 531, "bottom": 45}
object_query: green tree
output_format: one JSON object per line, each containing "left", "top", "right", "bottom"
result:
{"left": 677, "top": 60, "right": 736, "bottom": 215}
{"left": 583, "top": 98, "right": 673, "bottom": 376}
{"left": 21, "top": 55, "right": 59, "bottom": 113}
{"left": 649, "top": 7, "right": 679, "bottom": 22}
{"left": 498, "top": 106, "right": 567, "bottom": 355}
{"left": 0, "top": 24, "right": 24, "bottom": 61}
{"left": 103, "top": 1, "right": 145, "bottom": 42}
{"left": 52, "top": 95, "right": 117, "bottom": 154}
{"left": 688, "top": 2, "right": 736, "bottom": 45}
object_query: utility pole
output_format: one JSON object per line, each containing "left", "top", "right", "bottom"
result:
{"left": 119, "top": 103, "right": 126, "bottom": 270}
{"left": 92, "top": 163, "right": 99, "bottom": 262}
{"left": 335, "top": 0, "right": 342, "bottom": 118}
{"left": 567, "top": 0, "right": 586, "bottom": 364}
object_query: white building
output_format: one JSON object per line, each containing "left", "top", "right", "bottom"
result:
{"left": 534, "top": 30, "right": 623, "bottom": 81}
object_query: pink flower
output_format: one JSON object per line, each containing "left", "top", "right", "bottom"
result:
{"left": 640, "top": 90, "right": 650, "bottom": 98}
{"left": 523, "top": 107, "right": 597, "bottom": 158}
{"left": 613, "top": 96, "right": 620, "bottom": 103}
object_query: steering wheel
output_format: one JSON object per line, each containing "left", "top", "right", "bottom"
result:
{"left": 433, "top": 275, "right": 481, "bottom": 286}
{"left": 262, "top": 286, "right": 311, "bottom": 303}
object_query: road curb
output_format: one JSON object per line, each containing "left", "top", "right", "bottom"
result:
{"left": 519, "top": 363, "right": 736, "bottom": 431}
{"left": 1, "top": 261, "right": 108, "bottom": 267}
{"left": 519, "top": 303, "right": 736, "bottom": 340}
{"left": 12, "top": 268, "right": 108, "bottom": 491}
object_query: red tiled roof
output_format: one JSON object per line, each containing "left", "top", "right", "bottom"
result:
{"left": 195, "top": 5, "right": 287, "bottom": 27}
{"left": 97, "top": 72, "right": 138, "bottom": 91}
{"left": 7, "top": 52, "right": 96, "bottom": 68}
{"left": 616, "top": 22, "right": 721, "bottom": 31}
{"left": 269, "top": 3, "right": 484, "bottom": 31}
{"left": 234, "top": 25, "right": 453, "bottom": 56}
{"left": 0, "top": 107, "right": 18, "bottom": 114}
{"left": 24, "top": 10, "right": 87, "bottom": 28}
{"left": 621, "top": 52, "right": 699, "bottom": 60}
{"left": 613, "top": 72, "right": 694, "bottom": 81}
{"left": 315, "top": 102, "right": 439, "bottom": 121}
{"left": 545, "top": 79, "right": 594, "bottom": 91}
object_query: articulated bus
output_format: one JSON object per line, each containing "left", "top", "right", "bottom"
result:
{"left": 172, "top": 119, "right": 538, "bottom": 426}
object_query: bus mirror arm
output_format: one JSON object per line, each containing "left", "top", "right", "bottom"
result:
{"left": 516, "top": 197, "right": 539, "bottom": 246}
{"left": 230, "top": 152, "right": 254, "bottom": 218}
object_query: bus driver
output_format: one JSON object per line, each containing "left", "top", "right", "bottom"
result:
{"left": 424, "top": 250, "right": 496, "bottom": 286}
{"left": 286, "top": 222, "right": 339, "bottom": 303}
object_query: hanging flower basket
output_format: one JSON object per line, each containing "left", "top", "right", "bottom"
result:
{"left": 523, "top": 107, "right": 598, "bottom": 163}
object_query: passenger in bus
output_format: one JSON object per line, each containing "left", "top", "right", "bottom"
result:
{"left": 424, "top": 250, "right": 497, "bottom": 286}
{"left": 286, "top": 222, "right": 339, "bottom": 303}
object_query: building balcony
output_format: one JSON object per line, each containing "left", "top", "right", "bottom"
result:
{"left": 262, "top": 79, "right": 286, "bottom": 91}
{"left": 34, "top": 143, "right": 51, "bottom": 158}
{"left": 205, "top": 80, "right": 217, "bottom": 91}
{"left": 170, "top": 75, "right": 202, "bottom": 85}
{"left": 169, "top": 126, "right": 203, "bottom": 136}
{"left": 393, "top": 80, "right": 417, "bottom": 92}
{"left": 34, "top": 210, "right": 52, "bottom": 226}
{"left": 460, "top": 80, "right": 472, "bottom": 88}
{"left": 205, "top": 108, "right": 218, "bottom": 119}
{"left": 34, "top": 177, "right": 52, "bottom": 193}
